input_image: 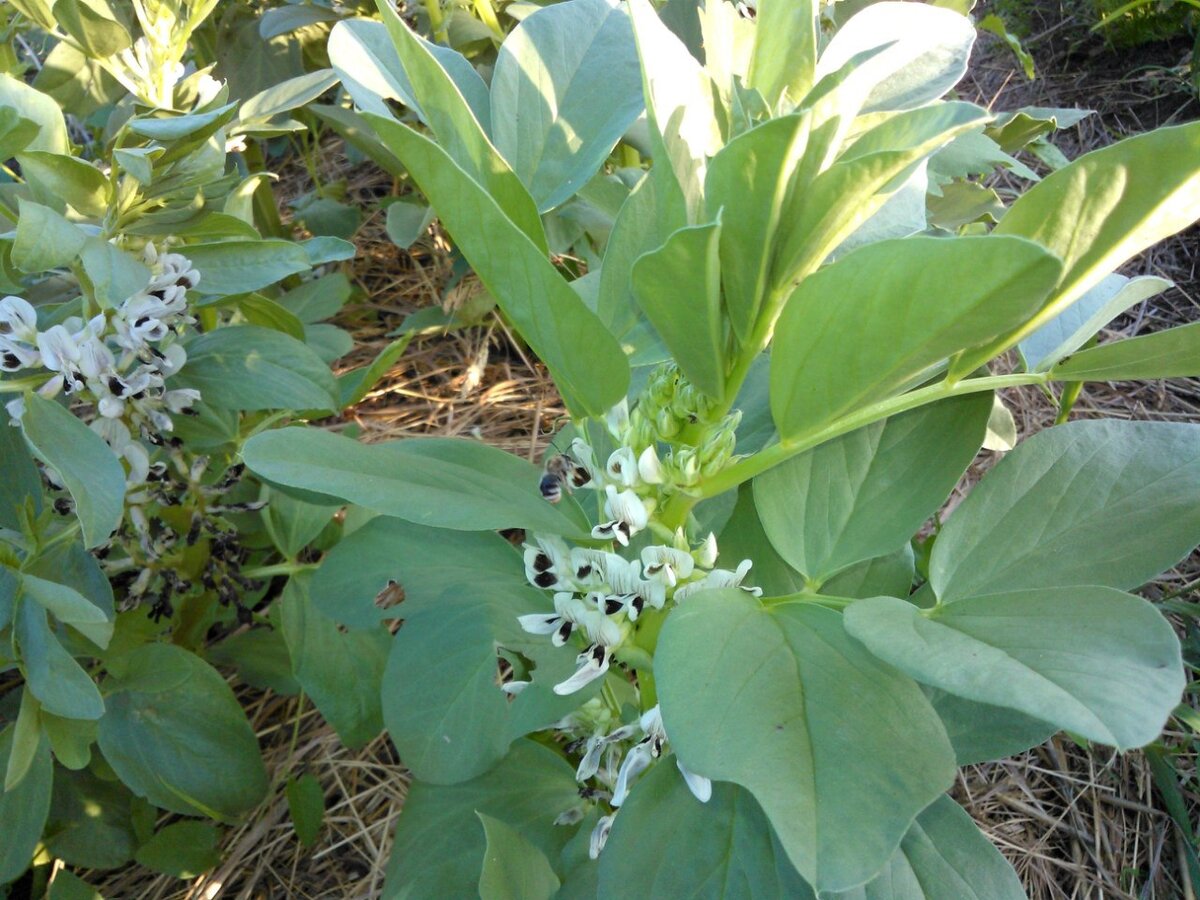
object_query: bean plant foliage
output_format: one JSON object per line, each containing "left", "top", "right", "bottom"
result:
{"left": 241, "top": 0, "right": 1200, "bottom": 896}
{"left": 0, "top": 0, "right": 408, "bottom": 888}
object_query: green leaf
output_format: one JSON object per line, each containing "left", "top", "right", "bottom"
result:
{"left": 384, "top": 740, "right": 579, "bottom": 898}
{"left": 628, "top": 0, "right": 720, "bottom": 220}
{"left": 926, "top": 689, "right": 1056, "bottom": 765}
{"left": 97, "top": 644, "right": 268, "bottom": 819}
{"left": 51, "top": 0, "right": 131, "bottom": 57}
{"left": 0, "top": 727, "right": 52, "bottom": 884}
{"left": 477, "top": 812, "right": 561, "bottom": 900}
{"left": 175, "top": 325, "right": 339, "bottom": 413}
{"left": 280, "top": 578, "right": 388, "bottom": 749}
{"left": 770, "top": 104, "right": 989, "bottom": 296}
{"left": 286, "top": 774, "right": 324, "bottom": 848}
{"left": 364, "top": 116, "right": 628, "bottom": 418}
{"left": 596, "top": 167, "right": 686, "bottom": 341}
{"left": 715, "top": 486, "right": 806, "bottom": 596}
{"left": 599, "top": 760, "right": 811, "bottom": 897}
{"left": 375, "top": 2, "right": 545, "bottom": 247}
{"left": 134, "top": 821, "right": 221, "bottom": 878}
{"left": 337, "top": 334, "right": 413, "bottom": 408}
{"left": 705, "top": 114, "right": 809, "bottom": 342}
{"left": 242, "top": 427, "right": 592, "bottom": 539}
{"left": 79, "top": 237, "right": 151, "bottom": 309}
{"left": 278, "top": 272, "right": 352, "bottom": 323}
{"left": 655, "top": 590, "right": 955, "bottom": 893}
{"left": 814, "top": 2, "right": 975, "bottom": 114}
{"left": 262, "top": 487, "right": 334, "bottom": 559}
{"left": 309, "top": 517, "right": 525, "bottom": 628}
{"left": 207, "top": 624, "right": 299, "bottom": 696}
{"left": 0, "top": 107, "right": 41, "bottom": 161}
{"left": 748, "top": 0, "right": 817, "bottom": 110}
{"left": 299, "top": 236, "right": 356, "bottom": 265}
{"left": 184, "top": 240, "right": 311, "bottom": 295}
{"left": 18, "top": 151, "right": 110, "bottom": 217}
{"left": 48, "top": 871, "right": 104, "bottom": 900}
{"left": 42, "top": 711, "right": 96, "bottom": 770}
{"left": 0, "top": 412, "right": 42, "bottom": 529}
{"left": 385, "top": 200, "right": 435, "bottom": 248}
{"left": 860, "top": 794, "right": 1026, "bottom": 898}
{"left": 930, "top": 420, "right": 1200, "bottom": 600}
{"left": 327, "top": 18, "right": 490, "bottom": 131}
{"left": 490, "top": 0, "right": 643, "bottom": 212}
{"left": 822, "top": 544, "right": 916, "bottom": 601}
{"left": 1052, "top": 321, "right": 1200, "bottom": 382}
{"left": 770, "top": 235, "right": 1060, "bottom": 439}
{"left": 234, "top": 294, "right": 305, "bottom": 340}
{"left": 126, "top": 103, "right": 237, "bottom": 141}
{"left": 755, "top": 394, "right": 991, "bottom": 583}
{"left": 21, "top": 393, "right": 125, "bottom": 548}
{"left": 631, "top": 220, "right": 726, "bottom": 399}
{"left": 961, "top": 122, "right": 1200, "bottom": 372}
{"left": 845, "top": 586, "right": 1183, "bottom": 750}
{"left": 16, "top": 599, "right": 104, "bottom": 719}
{"left": 238, "top": 69, "right": 338, "bottom": 122}
{"left": 12, "top": 199, "right": 86, "bottom": 272}
{"left": 21, "top": 572, "right": 112, "bottom": 648}
{"left": 6, "top": 689, "right": 40, "bottom": 791}
{"left": 0, "top": 74, "right": 68, "bottom": 154}
{"left": 1019, "top": 273, "right": 1170, "bottom": 371}
{"left": 45, "top": 766, "right": 137, "bottom": 869}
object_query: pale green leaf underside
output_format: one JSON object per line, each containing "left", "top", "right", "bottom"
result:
{"left": 930, "top": 420, "right": 1200, "bottom": 600}
{"left": 844, "top": 587, "right": 1184, "bottom": 750}
{"left": 656, "top": 590, "right": 955, "bottom": 893}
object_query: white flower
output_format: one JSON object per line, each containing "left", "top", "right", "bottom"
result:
{"left": 637, "top": 445, "right": 665, "bottom": 484}
{"left": 569, "top": 437, "right": 603, "bottom": 485}
{"left": 605, "top": 447, "right": 640, "bottom": 487}
{"left": 77, "top": 333, "right": 116, "bottom": 379}
{"left": 0, "top": 296, "right": 38, "bottom": 343}
{"left": 605, "top": 398, "right": 630, "bottom": 438}
{"left": 152, "top": 342, "right": 188, "bottom": 377}
{"left": 696, "top": 532, "right": 719, "bottom": 568}
{"left": 603, "top": 555, "right": 665, "bottom": 619}
{"left": 569, "top": 547, "right": 610, "bottom": 586}
{"left": 163, "top": 388, "right": 200, "bottom": 413}
{"left": 611, "top": 706, "right": 711, "bottom": 807}
{"left": 641, "top": 546, "right": 695, "bottom": 588}
{"left": 575, "top": 721, "right": 639, "bottom": 782}
{"left": 592, "top": 485, "right": 649, "bottom": 546}
{"left": 674, "top": 559, "right": 761, "bottom": 603}
{"left": 553, "top": 643, "right": 612, "bottom": 695}
{"left": 517, "top": 592, "right": 591, "bottom": 646}
{"left": 36, "top": 326, "right": 86, "bottom": 392}
{"left": 524, "top": 534, "right": 574, "bottom": 589}
{"left": 0, "top": 336, "right": 39, "bottom": 371}
{"left": 588, "top": 813, "right": 616, "bottom": 859}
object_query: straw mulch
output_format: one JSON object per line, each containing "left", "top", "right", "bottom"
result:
{"left": 78, "top": 9, "right": 1200, "bottom": 899}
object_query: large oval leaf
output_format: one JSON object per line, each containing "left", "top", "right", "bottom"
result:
{"left": 754, "top": 393, "right": 991, "bottom": 584}
{"left": 242, "top": 427, "right": 592, "bottom": 538}
{"left": 1051, "top": 320, "right": 1200, "bottom": 382}
{"left": 97, "top": 644, "right": 268, "bottom": 820}
{"left": 930, "top": 420, "right": 1200, "bottom": 600}
{"left": 176, "top": 325, "right": 339, "bottom": 413}
{"left": 0, "top": 728, "right": 52, "bottom": 884}
{"left": 958, "top": 120, "right": 1200, "bottom": 371}
{"left": 21, "top": 393, "right": 125, "bottom": 549}
{"left": 384, "top": 740, "right": 580, "bottom": 899}
{"left": 656, "top": 590, "right": 955, "bottom": 894}
{"left": 599, "top": 758, "right": 812, "bottom": 897}
{"left": 491, "top": 0, "right": 643, "bottom": 212}
{"left": 770, "top": 235, "right": 1061, "bottom": 439}
{"left": 364, "top": 115, "right": 629, "bottom": 418}
{"left": 844, "top": 587, "right": 1184, "bottom": 750}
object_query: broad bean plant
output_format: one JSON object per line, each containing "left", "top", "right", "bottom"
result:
{"left": 236, "top": 0, "right": 1200, "bottom": 896}
{"left": 0, "top": 0, "right": 413, "bottom": 886}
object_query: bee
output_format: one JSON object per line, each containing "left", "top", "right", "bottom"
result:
{"left": 539, "top": 453, "right": 591, "bottom": 503}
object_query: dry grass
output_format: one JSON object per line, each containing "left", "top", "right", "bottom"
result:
{"left": 70, "top": 12, "right": 1200, "bottom": 899}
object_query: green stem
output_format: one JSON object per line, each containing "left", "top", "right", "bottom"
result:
{"left": 241, "top": 562, "right": 318, "bottom": 580}
{"left": 1055, "top": 380, "right": 1084, "bottom": 425}
{"left": 424, "top": 0, "right": 448, "bottom": 43}
{"left": 695, "top": 372, "right": 1049, "bottom": 499}
{"left": 763, "top": 592, "right": 853, "bottom": 609}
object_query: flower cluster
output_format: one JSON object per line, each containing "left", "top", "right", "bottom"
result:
{"left": 2, "top": 242, "right": 201, "bottom": 483}
{"left": 509, "top": 370, "right": 760, "bottom": 856}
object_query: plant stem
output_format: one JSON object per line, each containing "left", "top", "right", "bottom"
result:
{"left": 695, "top": 372, "right": 1049, "bottom": 498}
{"left": 424, "top": 0, "right": 448, "bottom": 43}
{"left": 241, "top": 562, "right": 318, "bottom": 580}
